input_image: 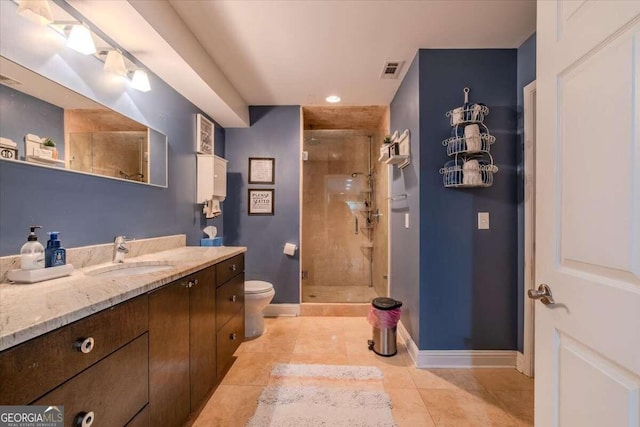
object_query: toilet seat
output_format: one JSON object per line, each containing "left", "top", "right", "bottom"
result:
{"left": 245, "top": 280, "right": 274, "bottom": 295}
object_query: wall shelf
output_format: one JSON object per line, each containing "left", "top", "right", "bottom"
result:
{"left": 440, "top": 88, "right": 498, "bottom": 188}
{"left": 379, "top": 129, "right": 410, "bottom": 168}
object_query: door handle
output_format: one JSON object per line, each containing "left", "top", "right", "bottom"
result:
{"left": 528, "top": 284, "right": 555, "bottom": 305}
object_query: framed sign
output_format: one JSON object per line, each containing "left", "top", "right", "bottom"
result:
{"left": 196, "top": 114, "right": 214, "bottom": 154}
{"left": 248, "top": 157, "right": 275, "bottom": 184}
{"left": 248, "top": 189, "right": 274, "bottom": 215}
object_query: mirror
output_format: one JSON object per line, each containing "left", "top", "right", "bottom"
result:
{"left": 0, "top": 56, "right": 168, "bottom": 187}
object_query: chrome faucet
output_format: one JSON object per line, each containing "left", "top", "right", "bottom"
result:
{"left": 113, "top": 236, "right": 133, "bottom": 263}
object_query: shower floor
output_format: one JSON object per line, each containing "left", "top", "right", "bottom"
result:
{"left": 301, "top": 285, "right": 380, "bottom": 303}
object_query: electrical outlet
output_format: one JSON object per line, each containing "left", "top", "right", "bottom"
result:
{"left": 478, "top": 212, "right": 489, "bottom": 230}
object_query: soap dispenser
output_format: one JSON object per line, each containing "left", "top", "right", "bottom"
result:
{"left": 20, "top": 226, "right": 45, "bottom": 270}
{"left": 45, "top": 231, "right": 66, "bottom": 268}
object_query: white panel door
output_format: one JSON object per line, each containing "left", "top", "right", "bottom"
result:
{"left": 536, "top": 2, "right": 640, "bottom": 426}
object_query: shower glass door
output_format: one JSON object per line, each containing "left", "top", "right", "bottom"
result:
{"left": 301, "top": 130, "right": 377, "bottom": 303}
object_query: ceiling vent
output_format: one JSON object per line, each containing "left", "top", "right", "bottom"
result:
{"left": 380, "top": 61, "right": 404, "bottom": 79}
{"left": 0, "top": 75, "right": 23, "bottom": 87}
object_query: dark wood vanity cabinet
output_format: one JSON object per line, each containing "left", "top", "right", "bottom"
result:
{"left": 0, "top": 252, "right": 245, "bottom": 427}
{"left": 148, "top": 266, "right": 216, "bottom": 427}
{"left": 0, "top": 295, "right": 149, "bottom": 426}
{"left": 216, "top": 254, "right": 245, "bottom": 377}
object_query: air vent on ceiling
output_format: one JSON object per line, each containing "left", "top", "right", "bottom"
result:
{"left": 380, "top": 61, "right": 404, "bottom": 79}
{"left": 0, "top": 75, "right": 23, "bottom": 87}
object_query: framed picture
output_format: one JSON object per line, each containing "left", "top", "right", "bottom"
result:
{"left": 248, "top": 157, "right": 275, "bottom": 184}
{"left": 248, "top": 189, "right": 274, "bottom": 215}
{"left": 196, "top": 114, "right": 214, "bottom": 154}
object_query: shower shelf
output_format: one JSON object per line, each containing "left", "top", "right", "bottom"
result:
{"left": 361, "top": 242, "right": 373, "bottom": 248}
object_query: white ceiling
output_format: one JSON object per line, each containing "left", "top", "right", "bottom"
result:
{"left": 69, "top": 0, "right": 536, "bottom": 127}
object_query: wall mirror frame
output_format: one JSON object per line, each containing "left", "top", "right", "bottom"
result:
{"left": 0, "top": 56, "right": 168, "bottom": 188}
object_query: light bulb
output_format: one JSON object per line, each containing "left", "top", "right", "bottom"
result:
{"left": 104, "top": 51, "right": 127, "bottom": 76}
{"left": 17, "top": 0, "right": 53, "bottom": 25}
{"left": 131, "top": 69, "right": 151, "bottom": 92}
{"left": 67, "top": 25, "right": 97, "bottom": 55}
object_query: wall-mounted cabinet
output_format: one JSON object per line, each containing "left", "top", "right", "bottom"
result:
{"left": 197, "top": 154, "right": 227, "bottom": 202}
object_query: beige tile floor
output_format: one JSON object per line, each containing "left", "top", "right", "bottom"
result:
{"left": 190, "top": 316, "right": 534, "bottom": 427}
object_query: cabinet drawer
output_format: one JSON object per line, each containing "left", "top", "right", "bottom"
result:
{"left": 0, "top": 294, "right": 148, "bottom": 405}
{"left": 216, "top": 310, "right": 244, "bottom": 378}
{"left": 216, "top": 273, "right": 244, "bottom": 330}
{"left": 34, "top": 333, "right": 149, "bottom": 427}
{"left": 216, "top": 254, "right": 244, "bottom": 286}
{"left": 126, "top": 406, "right": 149, "bottom": 427}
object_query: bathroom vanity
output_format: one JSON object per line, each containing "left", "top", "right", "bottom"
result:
{"left": 0, "top": 245, "right": 246, "bottom": 427}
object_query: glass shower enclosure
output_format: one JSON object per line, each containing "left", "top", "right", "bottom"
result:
{"left": 301, "top": 130, "right": 379, "bottom": 303}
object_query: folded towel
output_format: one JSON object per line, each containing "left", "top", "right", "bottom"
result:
{"left": 203, "top": 198, "right": 222, "bottom": 218}
{"left": 464, "top": 124, "right": 481, "bottom": 152}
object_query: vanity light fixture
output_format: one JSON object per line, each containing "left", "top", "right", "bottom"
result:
{"left": 130, "top": 69, "right": 151, "bottom": 92}
{"left": 16, "top": 0, "right": 53, "bottom": 25}
{"left": 104, "top": 50, "right": 128, "bottom": 76}
{"left": 66, "top": 24, "right": 97, "bottom": 55}
{"left": 326, "top": 95, "right": 341, "bottom": 103}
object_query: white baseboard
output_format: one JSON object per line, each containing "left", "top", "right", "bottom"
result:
{"left": 397, "top": 321, "right": 517, "bottom": 368}
{"left": 263, "top": 304, "right": 300, "bottom": 317}
{"left": 516, "top": 351, "right": 525, "bottom": 373}
{"left": 397, "top": 320, "right": 419, "bottom": 365}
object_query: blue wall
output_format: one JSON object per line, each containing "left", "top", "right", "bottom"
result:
{"left": 516, "top": 33, "right": 536, "bottom": 352}
{"left": 390, "top": 49, "right": 519, "bottom": 351}
{"left": 419, "top": 49, "right": 518, "bottom": 350}
{"left": 224, "top": 106, "right": 300, "bottom": 303}
{"left": 0, "top": 86, "right": 65, "bottom": 160}
{"left": 389, "top": 54, "right": 422, "bottom": 347}
{"left": 0, "top": 2, "right": 224, "bottom": 256}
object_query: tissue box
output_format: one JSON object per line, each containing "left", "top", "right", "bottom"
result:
{"left": 200, "top": 237, "right": 223, "bottom": 247}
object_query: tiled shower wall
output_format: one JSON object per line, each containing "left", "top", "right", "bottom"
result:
{"left": 371, "top": 109, "right": 390, "bottom": 298}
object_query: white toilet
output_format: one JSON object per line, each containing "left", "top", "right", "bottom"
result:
{"left": 244, "top": 280, "right": 275, "bottom": 338}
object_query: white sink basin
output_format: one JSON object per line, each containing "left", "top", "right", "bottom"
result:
{"left": 85, "top": 261, "right": 175, "bottom": 278}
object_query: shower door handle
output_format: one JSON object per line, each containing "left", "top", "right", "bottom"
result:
{"left": 355, "top": 216, "right": 359, "bottom": 235}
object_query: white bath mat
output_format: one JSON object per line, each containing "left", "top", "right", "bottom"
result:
{"left": 246, "top": 364, "right": 396, "bottom": 427}
{"left": 270, "top": 363, "right": 384, "bottom": 380}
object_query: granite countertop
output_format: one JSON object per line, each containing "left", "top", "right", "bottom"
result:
{"left": 0, "top": 246, "right": 246, "bottom": 351}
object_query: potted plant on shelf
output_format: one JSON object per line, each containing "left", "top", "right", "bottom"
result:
{"left": 42, "top": 138, "right": 58, "bottom": 159}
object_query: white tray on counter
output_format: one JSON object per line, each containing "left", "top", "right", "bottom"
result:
{"left": 7, "top": 264, "right": 74, "bottom": 284}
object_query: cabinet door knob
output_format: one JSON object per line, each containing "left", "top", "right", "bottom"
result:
{"left": 182, "top": 282, "right": 190, "bottom": 288}
{"left": 189, "top": 279, "right": 198, "bottom": 287}
{"left": 74, "top": 411, "right": 95, "bottom": 427}
{"left": 230, "top": 264, "right": 237, "bottom": 272}
{"left": 230, "top": 333, "right": 237, "bottom": 340}
{"left": 230, "top": 295, "right": 237, "bottom": 302}
{"left": 75, "top": 337, "right": 95, "bottom": 354}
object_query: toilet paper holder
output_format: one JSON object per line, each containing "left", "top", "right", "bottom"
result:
{"left": 283, "top": 243, "right": 297, "bottom": 256}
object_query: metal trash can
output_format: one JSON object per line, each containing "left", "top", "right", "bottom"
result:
{"left": 367, "top": 297, "right": 403, "bottom": 357}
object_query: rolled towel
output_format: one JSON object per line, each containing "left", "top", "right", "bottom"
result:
{"left": 464, "top": 124, "right": 481, "bottom": 152}
{"left": 463, "top": 159, "right": 482, "bottom": 185}
{"left": 451, "top": 107, "right": 464, "bottom": 125}
{"left": 470, "top": 104, "right": 483, "bottom": 122}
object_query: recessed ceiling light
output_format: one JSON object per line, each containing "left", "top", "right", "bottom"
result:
{"left": 325, "top": 95, "right": 341, "bottom": 103}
